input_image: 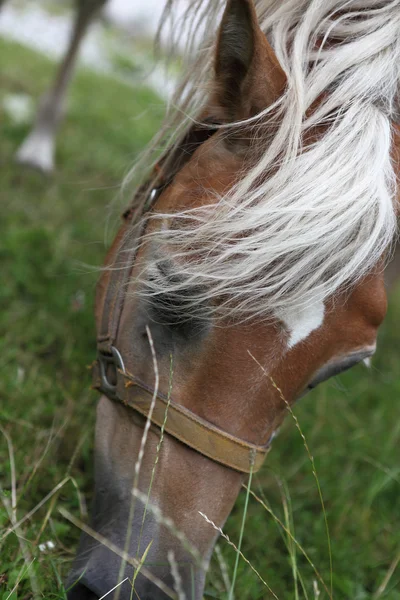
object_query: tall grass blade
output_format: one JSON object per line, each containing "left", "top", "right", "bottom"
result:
{"left": 228, "top": 451, "right": 255, "bottom": 600}
{"left": 245, "top": 485, "right": 331, "bottom": 598}
{"left": 116, "top": 325, "right": 159, "bottom": 598}
{"left": 133, "top": 541, "right": 153, "bottom": 585}
{"left": 137, "top": 353, "right": 174, "bottom": 557}
{"left": 199, "top": 511, "right": 279, "bottom": 599}
{"left": 248, "top": 351, "right": 333, "bottom": 599}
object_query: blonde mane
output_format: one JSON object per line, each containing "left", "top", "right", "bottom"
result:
{"left": 127, "top": 0, "right": 400, "bottom": 320}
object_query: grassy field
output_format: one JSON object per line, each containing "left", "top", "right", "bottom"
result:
{"left": 0, "top": 37, "right": 399, "bottom": 600}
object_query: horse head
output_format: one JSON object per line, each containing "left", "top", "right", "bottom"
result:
{"left": 67, "top": 0, "right": 399, "bottom": 598}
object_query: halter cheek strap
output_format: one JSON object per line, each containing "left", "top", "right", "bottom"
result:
{"left": 92, "top": 137, "right": 273, "bottom": 474}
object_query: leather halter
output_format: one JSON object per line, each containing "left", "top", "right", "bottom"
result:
{"left": 91, "top": 125, "right": 272, "bottom": 474}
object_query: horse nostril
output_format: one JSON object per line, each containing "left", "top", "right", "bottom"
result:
{"left": 66, "top": 583, "right": 99, "bottom": 600}
{"left": 138, "top": 583, "right": 172, "bottom": 600}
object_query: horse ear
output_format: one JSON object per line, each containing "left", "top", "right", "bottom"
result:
{"left": 213, "top": 0, "right": 286, "bottom": 121}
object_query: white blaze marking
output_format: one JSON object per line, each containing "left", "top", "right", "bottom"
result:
{"left": 276, "top": 300, "right": 325, "bottom": 349}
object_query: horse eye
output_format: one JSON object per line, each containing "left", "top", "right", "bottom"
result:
{"left": 143, "top": 261, "right": 211, "bottom": 342}
{"left": 308, "top": 350, "right": 374, "bottom": 390}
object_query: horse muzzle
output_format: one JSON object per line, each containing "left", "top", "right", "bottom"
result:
{"left": 66, "top": 550, "right": 172, "bottom": 600}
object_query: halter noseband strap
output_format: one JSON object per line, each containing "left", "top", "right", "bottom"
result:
{"left": 91, "top": 356, "right": 270, "bottom": 474}
{"left": 92, "top": 127, "right": 272, "bottom": 475}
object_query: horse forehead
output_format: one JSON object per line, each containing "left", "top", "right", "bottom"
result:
{"left": 154, "top": 139, "right": 243, "bottom": 212}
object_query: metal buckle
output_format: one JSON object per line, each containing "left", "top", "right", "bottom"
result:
{"left": 149, "top": 187, "right": 159, "bottom": 202}
{"left": 144, "top": 187, "right": 162, "bottom": 210}
{"left": 98, "top": 347, "right": 125, "bottom": 399}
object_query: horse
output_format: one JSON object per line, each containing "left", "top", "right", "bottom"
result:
{"left": 66, "top": 0, "right": 400, "bottom": 598}
{"left": 0, "top": 0, "right": 107, "bottom": 173}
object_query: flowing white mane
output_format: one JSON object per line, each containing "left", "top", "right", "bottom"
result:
{"left": 128, "top": 0, "right": 400, "bottom": 321}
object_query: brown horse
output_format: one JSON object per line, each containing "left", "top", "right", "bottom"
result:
{"left": 10, "top": 0, "right": 107, "bottom": 173}
{"left": 66, "top": 1, "right": 400, "bottom": 598}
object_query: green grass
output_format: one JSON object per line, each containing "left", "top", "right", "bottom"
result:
{"left": 0, "top": 37, "right": 400, "bottom": 600}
